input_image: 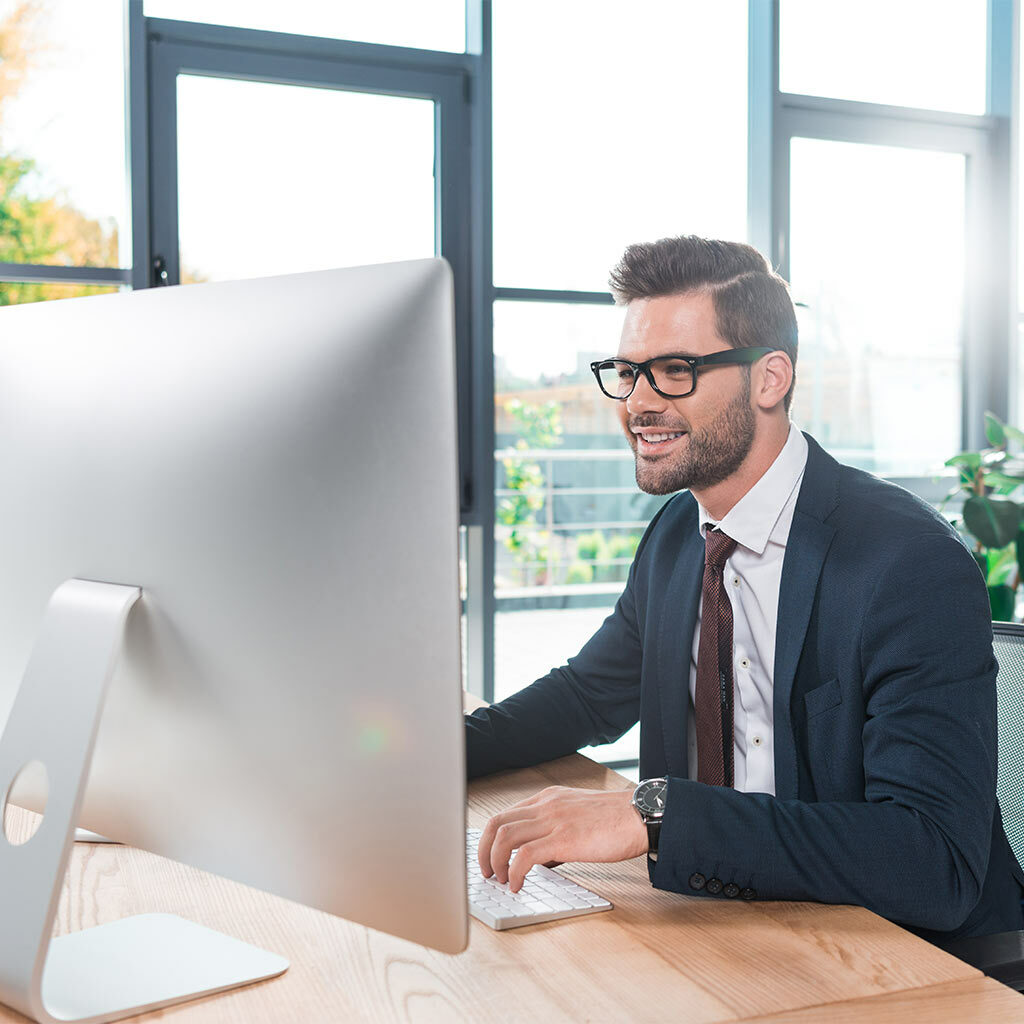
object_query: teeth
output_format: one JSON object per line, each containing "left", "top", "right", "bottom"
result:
{"left": 640, "top": 432, "right": 683, "bottom": 443}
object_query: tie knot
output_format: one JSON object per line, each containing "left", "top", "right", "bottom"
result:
{"left": 705, "top": 527, "right": 737, "bottom": 569}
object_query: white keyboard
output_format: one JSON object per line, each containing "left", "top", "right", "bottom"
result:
{"left": 466, "top": 828, "right": 613, "bottom": 930}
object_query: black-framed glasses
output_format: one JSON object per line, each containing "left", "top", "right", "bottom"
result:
{"left": 589, "top": 347, "right": 775, "bottom": 400}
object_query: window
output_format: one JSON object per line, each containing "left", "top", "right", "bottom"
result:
{"left": 493, "top": 0, "right": 747, "bottom": 292}
{"left": 176, "top": 76, "right": 435, "bottom": 283}
{"left": 0, "top": 0, "right": 127, "bottom": 270}
{"left": 491, "top": 2, "right": 748, "bottom": 762}
{"left": 143, "top": 0, "right": 466, "bottom": 52}
{"left": 788, "top": 139, "right": 965, "bottom": 475}
{"left": 780, "top": 0, "right": 987, "bottom": 114}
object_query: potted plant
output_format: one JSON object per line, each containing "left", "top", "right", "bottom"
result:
{"left": 945, "top": 413, "right": 1024, "bottom": 620}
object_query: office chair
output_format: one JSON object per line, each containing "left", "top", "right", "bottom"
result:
{"left": 938, "top": 621, "right": 1024, "bottom": 990}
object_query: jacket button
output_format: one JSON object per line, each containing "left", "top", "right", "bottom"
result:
{"left": 740, "top": 887, "right": 756, "bottom": 900}
{"left": 723, "top": 882, "right": 740, "bottom": 898}
{"left": 688, "top": 873, "right": 706, "bottom": 890}
{"left": 706, "top": 877, "right": 723, "bottom": 895}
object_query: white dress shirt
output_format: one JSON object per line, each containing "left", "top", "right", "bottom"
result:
{"left": 686, "top": 423, "right": 808, "bottom": 795}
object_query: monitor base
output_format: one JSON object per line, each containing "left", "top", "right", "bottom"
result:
{"left": 0, "top": 580, "right": 288, "bottom": 1024}
{"left": 43, "top": 913, "right": 288, "bottom": 1023}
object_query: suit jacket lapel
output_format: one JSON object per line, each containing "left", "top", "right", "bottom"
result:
{"left": 772, "top": 434, "right": 839, "bottom": 800}
{"left": 656, "top": 520, "right": 704, "bottom": 779}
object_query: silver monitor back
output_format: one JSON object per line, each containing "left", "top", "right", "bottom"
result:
{"left": 0, "top": 259, "right": 467, "bottom": 954}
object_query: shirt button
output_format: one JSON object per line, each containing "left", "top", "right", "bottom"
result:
{"left": 688, "top": 873, "right": 706, "bottom": 891}
{"left": 732, "top": 576, "right": 741, "bottom": 587}
{"left": 705, "top": 877, "right": 723, "bottom": 895}
{"left": 751, "top": 735, "right": 763, "bottom": 747}
{"left": 723, "top": 882, "right": 740, "bottom": 898}
{"left": 740, "top": 658, "right": 750, "bottom": 670}
{"left": 740, "top": 887, "right": 757, "bottom": 900}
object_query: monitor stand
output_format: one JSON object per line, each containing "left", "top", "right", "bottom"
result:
{"left": 0, "top": 580, "right": 289, "bottom": 1024}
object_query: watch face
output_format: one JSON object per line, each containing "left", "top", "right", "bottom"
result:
{"left": 633, "top": 778, "right": 667, "bottom": 818}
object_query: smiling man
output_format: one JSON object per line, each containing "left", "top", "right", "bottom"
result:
{"left": 465, "top": 235, "right": 1024, "bottom": 942}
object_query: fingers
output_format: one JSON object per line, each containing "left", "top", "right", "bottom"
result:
{"left": 475, "top": 787, "right": 573, "bottom": 890}
{"left": 477, "top": 806, "right": 537, "bottom": 877}
{"left": 481, "top": 819, "right": 540, "bottom": 884}
{"left": 508, "top": 840, "right": 549, "bottom": 892}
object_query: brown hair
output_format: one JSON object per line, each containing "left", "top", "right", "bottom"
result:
{"left": 609, "top": 236, "right": 798, "bottom": 411}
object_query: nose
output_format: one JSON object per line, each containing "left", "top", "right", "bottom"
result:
{"left": 625, "top": 371, "right": 668, "bottom": 415}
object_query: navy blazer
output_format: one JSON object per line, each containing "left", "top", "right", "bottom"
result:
{"left": 466, "top": 434, "right": 1024, "bottom": 941}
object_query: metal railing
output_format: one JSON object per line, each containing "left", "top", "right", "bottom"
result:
{"left": 494, "top": 445, "right": 959, "bottom": 597}
{"left": 494, "top": 447, "right": 646, "bottom": 595}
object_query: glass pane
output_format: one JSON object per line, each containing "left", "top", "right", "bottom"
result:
{"left": 144, "top": 0, "right": 464, "bottom": 52}
{"left": 0, "top": 282, "right": 120, "bottom": 306}
{"left": 1019, "top": 7, "right": 1024, "bottom": 317}
{"left": 1019, "top": 323, "right": 1024, "bottom": 427}
{"left": 494, "top": 300, "right": 669, "bottom": 766}
{"left": 493, "top": 0, "right": 747, "bottom": 292}
{"left": 1019, "top": 11, "right": 1024, "bottom": 422}
{"left": 0, "top": 0, "right": 126, "bottom": 266}
{"left": 780, "top": 0, "right": 987, "bottom": 114}
{"left": 789, "top": 138, "right": 965, "bottom": 476}
{"left": 176, "top": 76, "right": 435, "bottom": 282}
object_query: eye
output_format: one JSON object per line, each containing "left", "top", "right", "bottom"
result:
{"left": 661, "top": 360, "right": 690, "bottom": 378}
{"left": 617, "top": 366, "right": 636, "bottom": 381}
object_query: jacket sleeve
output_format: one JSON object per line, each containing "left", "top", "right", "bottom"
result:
{"left": 652, "top": 532, "right": 999, "bottom": 934}
{"left": 464, "top": 501, "right": 676, "bottom": 779}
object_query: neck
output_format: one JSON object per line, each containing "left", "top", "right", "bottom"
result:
{"left": 693, "top": 418, "right": 792, "bottom": 521}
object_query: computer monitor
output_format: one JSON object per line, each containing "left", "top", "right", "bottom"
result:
{"left": 0, "top": 259, "right": 467, "bottom": 1023}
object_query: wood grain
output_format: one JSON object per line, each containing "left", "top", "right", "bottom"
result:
{"left": 0, "top": 742, "right": 1019, "bottom": 1023}
{"left": 735, "top": 977, "right": 1024, "bottom": 1023}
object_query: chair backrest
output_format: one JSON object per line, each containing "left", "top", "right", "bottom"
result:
{"left": 993, "top": 622, "right": 1024, "bottom": 871}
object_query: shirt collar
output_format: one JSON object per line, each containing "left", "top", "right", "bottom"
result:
{"left": 697, "top": 423, "right": 809, "bottom": 556}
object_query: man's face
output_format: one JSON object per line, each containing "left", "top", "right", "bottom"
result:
{"left": 616, "top": 291, "right": 757, "bottom": 496}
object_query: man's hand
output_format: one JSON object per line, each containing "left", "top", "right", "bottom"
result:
{"left": 477, "top": 786, "right": 649, "bottom": 893}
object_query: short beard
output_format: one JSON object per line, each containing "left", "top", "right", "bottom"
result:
{"left": 631, "top": 374, "right": 756, "bottom": 496}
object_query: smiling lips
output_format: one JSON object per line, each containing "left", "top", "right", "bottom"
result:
{"left": 638, "top": 431, "right": 684, "bottom": 444}
{"left": 631, "top": 427, "right": 687, "bottom": 455}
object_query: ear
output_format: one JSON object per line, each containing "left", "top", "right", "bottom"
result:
{"left": 753, "top": 351, "right": 793, "bottom": 412}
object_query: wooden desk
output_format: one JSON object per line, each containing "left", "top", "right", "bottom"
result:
{"left": 3, "top": 752, "right": 1023, "bottom": 1022}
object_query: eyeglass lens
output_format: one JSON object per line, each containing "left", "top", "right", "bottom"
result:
{"left": 597, "top": 357, "right": 694, "bottom": 398}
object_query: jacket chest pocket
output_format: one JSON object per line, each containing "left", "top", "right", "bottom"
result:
{"left": 804, "top": 677, "right": 842, "bottom": 719}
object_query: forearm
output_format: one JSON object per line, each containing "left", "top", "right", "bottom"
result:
{"left": 653, "top": 780, "right": 990, "bottom": 932}
{"left": 465, "top": 664, "right": 639, "bottom": 779}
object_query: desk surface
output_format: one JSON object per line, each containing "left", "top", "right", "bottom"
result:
{"left": 3, "top": 751, "right": 1023, "bottom": 1022}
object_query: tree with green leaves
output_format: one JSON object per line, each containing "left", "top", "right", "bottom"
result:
{"left": 0, "top": 1, "right": 120, "bottom": 304}
{"left": 496, "top": 399, "right": 562, "bottom": 585}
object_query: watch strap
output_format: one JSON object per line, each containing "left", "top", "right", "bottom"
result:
{"left": 645, "top": 819, "right": 660, "bottom": 854}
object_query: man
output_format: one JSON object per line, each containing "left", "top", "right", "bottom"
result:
{"left": 465, "top": 235, "right": 1024, "bottom": 942}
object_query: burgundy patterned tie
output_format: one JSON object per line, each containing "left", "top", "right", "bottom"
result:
{"left": 695, "top": 527, "right": 738, "bottom": 787}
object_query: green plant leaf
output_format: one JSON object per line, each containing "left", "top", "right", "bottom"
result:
{"left": 987, "top": 544, "right": 1017, "bottom": 586}
{"left": 1005, "top": 424, "right": 1024, "bottom": 445}
{"left": 963, "top": 495, "right": 1022, "bottom": 548}
{"left": 946, "top": 452, "right": 981, "bottom": 471}
{"left": 988, "top": 584, "right": 1016, "bottom": 621}
{"left": 986, "top": 472, "right": 1024, "bottom": 491}
{"left": 985, "top": 412, "right": 1007, "bottom": 447}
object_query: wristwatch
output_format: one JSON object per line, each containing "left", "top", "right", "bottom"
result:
{"left": 631, "top": 777, "right": 668, "bottom": 856}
